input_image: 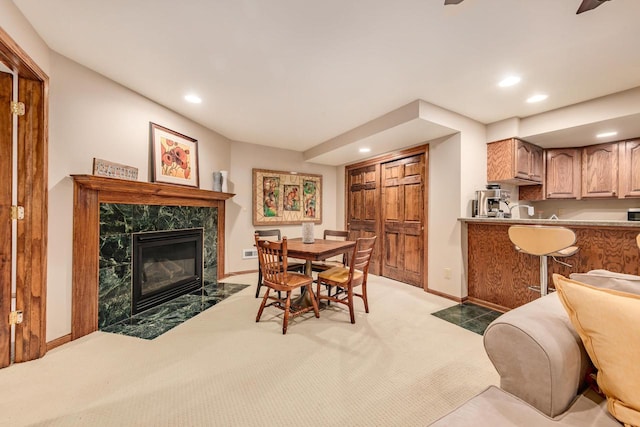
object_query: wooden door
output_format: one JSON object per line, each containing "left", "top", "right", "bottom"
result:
{"left": 546, "top": 148, "right": 581, "bottom": 199}
{"left": 582, "top": 142, "right": 619, "bottom": 198}
{"left": 347, "top": 164, "right": 380, "bottom": 275}
{"left": 0, "top": 71, "right": 12, "bottom": 368}
{"left": 381, "top": 154, "right": 424, "bottom": 287}
{"left": 0, "top": 28, "right": 49, "bottom": 364}
{"left": 618, "top": 139, "right": 640, "bottom": 198}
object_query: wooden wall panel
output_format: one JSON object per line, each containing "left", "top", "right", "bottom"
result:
{"left": 467, "top": 222, "right": 640, "bottom": 310}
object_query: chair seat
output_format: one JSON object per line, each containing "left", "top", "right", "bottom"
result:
{"left": 311, "top": 260, "right": 344, "bottom": 272}
{"left": 267, "top": 272, "right": 313, "bottom": 291}
{"left": 318, "top": 266, "right": 363, "bottom": 285}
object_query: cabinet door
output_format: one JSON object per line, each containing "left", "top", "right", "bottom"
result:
{"left": 546, "top": 149, "right": 581, "bottom": 199}
{"left": 619, "top": 139, "right": 640, "bottom": 198}
{"left": 581, "top": 142, "right": 619, "bottom": 198}
{"left": 514, "top": 140, "right": 543, "bottom": 183}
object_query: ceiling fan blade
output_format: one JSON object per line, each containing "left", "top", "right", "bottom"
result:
{"left": 576, "top": 0, "right": 609, "bottom": 14}
{"left": 444, "top": 0, "right": 465, "bottom": 5}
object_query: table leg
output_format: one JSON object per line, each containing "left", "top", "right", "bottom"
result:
{"left": 291, "top": 260, "right": 314, "bottom": 307}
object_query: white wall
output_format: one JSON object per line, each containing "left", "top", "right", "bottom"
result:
{"left": 47, "top": 52, "right": 232, "bottom": 340}
{"left": 226, "top": 141, "right": 340, "bottom": 274}
{"left": 418, "top": 101, "right": 486, "bottom": 299}
{"left": 0, "top": 0, "right": 50, "bottom": 75}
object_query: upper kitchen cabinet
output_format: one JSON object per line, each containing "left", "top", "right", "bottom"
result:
{"left": 618, "top": 139, "right": 640, "bottom": 198}
{"left": 581, "top": 142, "right": 619, "bottom": 198}
{"left": 487, "top": 138, "right": 543, "bottom": 185}
{"left": 546, "top": 148, "right": 581, "bottom": 199}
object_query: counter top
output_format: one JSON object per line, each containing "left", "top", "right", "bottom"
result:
{"left": 459, "top": 217, "right": 640, "bottom": 228}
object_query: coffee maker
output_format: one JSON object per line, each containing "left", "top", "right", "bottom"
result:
{"left": 474, "top": 185, "right": 511, "bottom": 218}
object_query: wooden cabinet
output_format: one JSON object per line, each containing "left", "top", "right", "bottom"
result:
{"left": 618, "top": 139, "right": 640, "bottom": 198}
{"left": 487, "top": 138, "right": 543, "bottom": 185}
{"left": 581, "top": 142, "right": 619, "bottom": 198}
{"left": 546, "top": 148, "right": 581, "bottom": 199}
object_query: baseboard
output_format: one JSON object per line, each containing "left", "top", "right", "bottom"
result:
{"left": 466, "top": 297, "right": 509, "bottom": 313}
{"left": 222, "top": 269, "right": 258, "bottom": 278}
{"left": 47, "top": 334, "right": 72, "bottom": 352}
{"left": 426, "top": 288, "right": 464, "bottom": 303}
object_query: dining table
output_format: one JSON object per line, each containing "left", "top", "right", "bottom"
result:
{"left": 286, "top": 237, "right": 356, "bottom": 275}
{"left": 285, "top": 237, "right": 356, "bottom": 307}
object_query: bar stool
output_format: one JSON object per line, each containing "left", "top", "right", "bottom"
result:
{"left": 508, "top": 225, "right": 580, "bottom": 296}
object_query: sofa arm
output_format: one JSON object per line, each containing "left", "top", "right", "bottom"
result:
{"left": 483, "top": 293, "right": 591, "bottom": 417}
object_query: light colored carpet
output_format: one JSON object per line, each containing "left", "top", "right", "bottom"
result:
{"left": 0, "top": 274, "right": 499, "bottom": 426}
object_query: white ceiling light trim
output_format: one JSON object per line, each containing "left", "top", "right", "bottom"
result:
{"left": 498, "top": 76, "right": 521, "bottom": 87}
{"left": 596, "top": 131, "right": 618, "bottom": 138}
{"left": 359, "top": 148, "right": 371, "bottom": 153}
{"left": 184, "top": 94, "right": 202, "bottom": 104}
{"left": 526, "top": 94, "right": 549, "bottom": 103}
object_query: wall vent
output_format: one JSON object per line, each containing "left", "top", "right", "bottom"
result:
{"left": 242, "top": 249, "right": 258, "bottom": 259}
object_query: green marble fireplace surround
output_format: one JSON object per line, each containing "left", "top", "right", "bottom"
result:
{"left": 72, "top": 175, "right": 233, "bottom": 340}
{"left": 98, "top": 203, "right": 218, "bottom": 329}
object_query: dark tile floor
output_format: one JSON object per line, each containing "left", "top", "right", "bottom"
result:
{"left": 431, "top": 303, "right": 503, "bottom": 335}
{"left": 101, "top": 282, "right": 248, "bottom": 340}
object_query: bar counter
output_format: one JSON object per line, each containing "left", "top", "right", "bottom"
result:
{"left": 459, "top": 217, "right": 640, "bottom": 311}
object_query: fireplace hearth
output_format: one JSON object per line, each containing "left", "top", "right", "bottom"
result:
{"left": 132, "top": 228, "right": 204, "bottom": 314}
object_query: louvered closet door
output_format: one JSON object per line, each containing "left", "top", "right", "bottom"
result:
{"left": 381, "top": 154, "right": 425, "bottom": 287}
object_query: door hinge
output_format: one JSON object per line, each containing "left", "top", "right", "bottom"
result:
{"left": 10, "top": 101, "right": 25, "bottom": 116}
{"left": 11, "top": 205, "right": 25, "bottom": 220}
{"left": 9, "top": 310, "right": 23, "bottom": 325}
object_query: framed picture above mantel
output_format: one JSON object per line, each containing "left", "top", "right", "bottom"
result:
{"left": 150, "top": 122, "right": 200, "bottom": 188}
{"left": 252, "top": 168, "right": 322, "bottom": 226}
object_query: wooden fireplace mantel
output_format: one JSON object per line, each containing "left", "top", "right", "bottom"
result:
{"left": 71, "top": 175, "right": 234, "bottom": 340}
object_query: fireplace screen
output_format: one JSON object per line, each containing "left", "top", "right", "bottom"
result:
{"left": 132, "top": 228, "right": 204, "bottom": 314}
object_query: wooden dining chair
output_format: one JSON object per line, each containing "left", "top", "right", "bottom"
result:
{"left": 254, "top": 234, "right": 319, "bottom": 334}
{"left": 254, "top": 229, "right": 305, "bottom": 298}
{"left": 311, "top": 229, "right": 350, "bottom": 273}
{"left": 315, "top": 236, "right": 376, "bottom": 324}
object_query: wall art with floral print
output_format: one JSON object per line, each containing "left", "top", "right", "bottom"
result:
{"left": 150, "top": 122, "right": 199, "bottom": 188}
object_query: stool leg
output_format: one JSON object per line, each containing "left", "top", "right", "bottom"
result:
{"left": 540, "top": 255, "right": 548, "bottom": 296}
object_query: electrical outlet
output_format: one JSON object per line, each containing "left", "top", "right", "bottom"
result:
{"left": 444, "top": 268, "right": 452, "bottom": 280}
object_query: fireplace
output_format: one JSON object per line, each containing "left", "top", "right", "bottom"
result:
{"left": 132, "top": 228, "right": 204, "bottom": 314}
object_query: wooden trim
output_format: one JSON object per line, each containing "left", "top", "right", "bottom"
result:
{"left": 223, "top": 270, "right": 259, "bottom": 277}
{"left": 0, "top": 27, "right": 48, "bottom": 81}
{"left": 466, "top": 297, "right": 509, "bottom": 313}
{"left": 71, "top": 176, "right": 233, "bottom": 340}
{"left": 46, "top": 334, "right": 71, "bottom": 352}
{"left": 426, "top": 288, "right": 463, "bottom": 304}
{"left": 0, "top": 72, "right": 12, "bottom": 368}
{"left": 346, "top": 144, "right": 429, "bottom": 170}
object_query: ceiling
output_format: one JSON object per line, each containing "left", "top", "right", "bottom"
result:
{"left": 12, "top": 0, "right": 640, "bottom": 165}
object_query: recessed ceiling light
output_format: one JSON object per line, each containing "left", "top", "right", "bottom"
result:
{"left": 526, "top": 94, "right": 548, "bottom": 103}
{"left": 498, "top": 76, "right": 521, "bottom": 87}
{"left": 596, "top": 131, "right": 618, "bottom": 138}
{"left": 359, "top": 148, "right": 371, "bottom": 153}
{"left": 184, "top": 94, "right": 202, "bottom": 104}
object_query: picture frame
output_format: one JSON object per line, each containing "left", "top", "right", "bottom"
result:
{"left": 92, "top": 158, "right": 139, "bottom": 181}
{"left": 150, "top": 122, "right": 199, "bottom": 188}
{"left": 253, "top": 168, "right": 322, "bottom": 226}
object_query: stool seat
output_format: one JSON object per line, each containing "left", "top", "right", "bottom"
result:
{"left": 508, "top": 225, "right": 579, "bottom": 296}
